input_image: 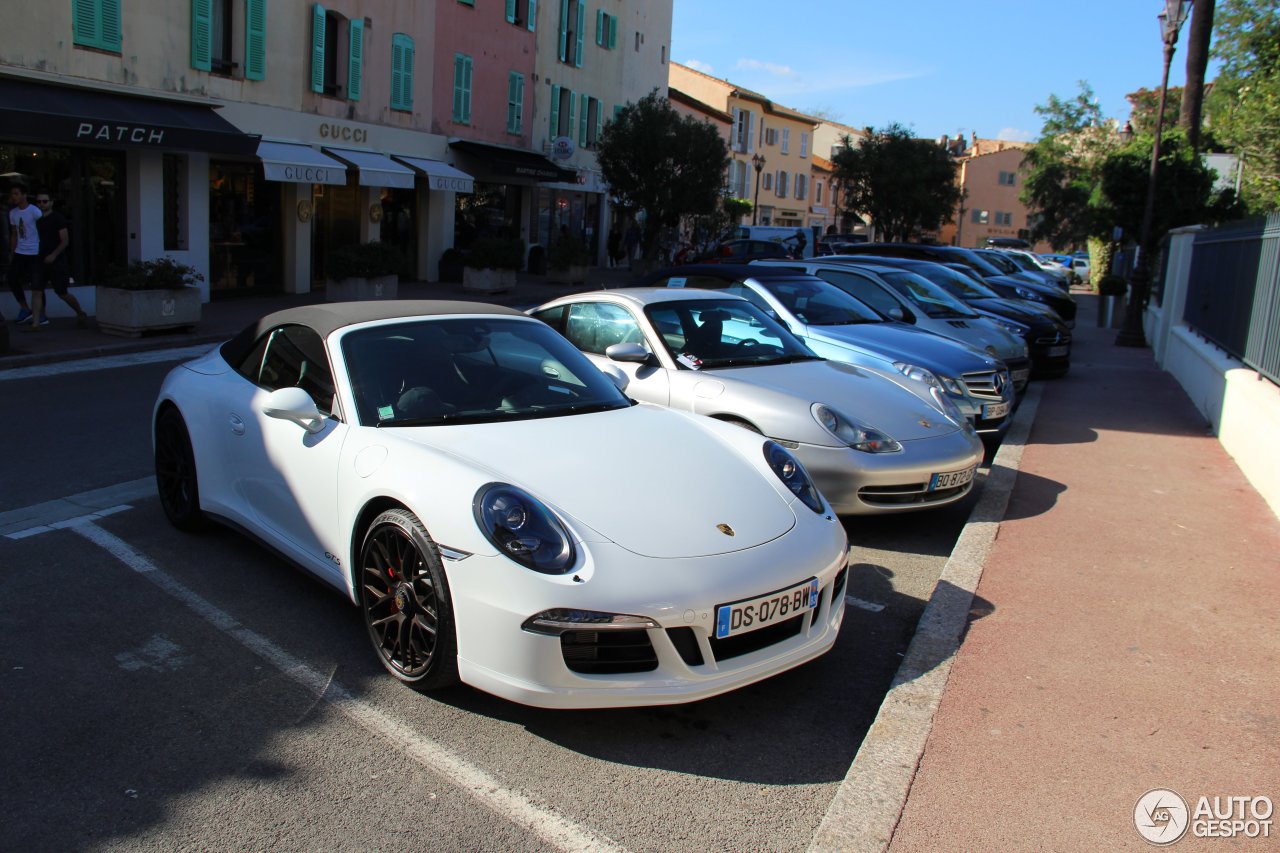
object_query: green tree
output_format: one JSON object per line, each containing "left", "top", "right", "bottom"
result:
{"left": 597, "top": 90, "right": 731, "bottom": 263}
{"left": 1207, "top": 0, "right": 1280, "bottom": 211}
{"left": 1125, "top": 85, "right": 1184, "bottom": 137}
{"left": 830, "top": 123, "right": 962, "bottom": 242}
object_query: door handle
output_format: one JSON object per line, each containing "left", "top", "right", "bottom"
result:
{"left": 229, "top": 414, "right": 246, "bottom": 436}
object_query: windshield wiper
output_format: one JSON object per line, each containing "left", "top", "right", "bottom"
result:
{"left": 813, "top": 319, "right": 875, "bottom": 326}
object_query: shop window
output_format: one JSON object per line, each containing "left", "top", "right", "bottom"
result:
{"left": 595, "top": 10, "right": 617, "bottom": 49}
{"left": 163, "top": 154, "right": 188, "bottom": 251}
{"left": 73, "top": 0, "right": 122, "bottom": 53}
{"left": 507, "top": 72, "right": 525, "bottom": 135}
{"left": 505, "top": 0, "right": 536, "bottom": 30}
{"left": 558, "top": 0, "right": 585, "bottom": 67}
{"left": 452, "top": 53, "right": 473, "bottom": 124}
{"left": 210, "top": 162, "right": 283, "bottom": 294}
{"left": 310, "top": 5, "right": 361, "bottom": 100}
{"left": 390, "top": 33, "right": 415, "bottom": 111}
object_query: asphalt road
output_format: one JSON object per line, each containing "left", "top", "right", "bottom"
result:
{"left": 0, "top": 352, "right": 981, "bottom": 851}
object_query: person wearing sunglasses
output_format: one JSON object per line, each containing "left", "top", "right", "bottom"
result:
{"left": 28, "top": 192, "right": 89, "bottom": 329}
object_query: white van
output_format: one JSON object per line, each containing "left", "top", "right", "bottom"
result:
{"left": 726, "top": 225, "right": 818, "bottom": 259}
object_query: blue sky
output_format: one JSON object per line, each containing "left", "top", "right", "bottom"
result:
{"left": 671, "top": 0, "right": 1217, "bottom": 142}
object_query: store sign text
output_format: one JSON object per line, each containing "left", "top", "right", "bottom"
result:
{"left": 319, "top": 123, "right": 369, "bottom": 143}
{"left": 77, "top": 123, "right": 165, "bottom": 144}
{"left": 430, "top": 176, "right": 473, "bottom": 192}
{"left": 282, "top": 166, "right": 337, "bottom": 183}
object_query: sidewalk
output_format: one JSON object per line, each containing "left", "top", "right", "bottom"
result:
{"left": 0, "top": 267, "right": 638, "bottom": 369}
{"left": 888, "top": 295, "right": 1280, "bottom": 850}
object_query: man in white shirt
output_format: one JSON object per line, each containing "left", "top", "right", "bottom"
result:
{"left": 8, "top": 183, "right": 42, "bottom": 327}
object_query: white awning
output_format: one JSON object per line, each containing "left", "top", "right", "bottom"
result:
{"left": 392, "top": 156, "right": 475, "bottom": 194}
{"left": 323, "top": 147, "right": 415, "bottom": 189}
{"left": 257, "top": 141, "right": 348, "bottom": 185}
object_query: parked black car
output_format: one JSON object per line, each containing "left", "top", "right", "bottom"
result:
{"left": 835, "top": 242, "right": 1077, "bottom": 326}
{"left": 692, "top": 239, "right": 791, "bottom": 264}
{"left": 832, "top": 255, "right": 1072, "bottom": 377}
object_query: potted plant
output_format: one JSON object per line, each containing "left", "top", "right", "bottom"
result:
{"left": 327, "top": 241, "right": 401, "bottom": 301}
{"left": 545, "top": 231, "right": 592, "bottom": 284}
{"left": 463, "top": 236, "right": 524, "bottom": 293}
{"left": 1096, "top": 274, "right": 1127, "bottom": 328}
{"left": 96, "top": 257, "right": 204, "bottom": 338}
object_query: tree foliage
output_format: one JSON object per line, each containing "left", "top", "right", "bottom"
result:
{"left": 1207, "top": 0, "right": 1280, "bottom": 211}
{"left": 1125, "top": 86, "right": 1184, "bottom": 137}
{"left": 830, "top": 123, "right": 962, "bottom": 242}
{"left": 597, "top": 91, "right": 730, "bottom": 261}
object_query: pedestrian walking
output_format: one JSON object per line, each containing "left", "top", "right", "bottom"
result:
{"left": 7, "top": 183, "right": 40, "bottom": 326}
{"left": 31, "top": 193, "right": 89, "bottom": 328}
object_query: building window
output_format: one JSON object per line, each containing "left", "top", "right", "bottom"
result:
{"left": 815, "top": 181, "right": 823, "bottom": 204}
{"left": 998, "top": 170, "right": 1016, "bottom": 186}
{"left": 310, "top": 6, "right": 360, "bottom": 99}
{"left": 800, "top": 132, "right": 809, "bottom": 157}
{"left": 732, "top": 108, "right": 753, "bottom": 154}
{"left": 190, "top": 0, "right": 233, "bottom": 74}
{"left": 595, "top": 10, "right": 617, "bottom": 48}
{"left": 390, "top": 33, "right": 415, "bottom": 111}
{"left": 73, "top": 0, "right": 122, "bottom": 52}
{"left": 995, "top": 211, "right": 1013, "bottom": 226}
{"left": 559, "top": 0, "right": 586, "bottom": 67}
{"left": 579, "top": 95, "right": 603, "bottom": 148}
{"left": 777, "top": 171, "right": 788, "bottom": 198}
{"left": 765, "top": 127, "right": 777, "bottom": 146}
{"left": 505, "top": 0, "right": 536, "bottom": 30}
{"left": 795, "top": 173, "right": 807, "bottom": 201}
{"left": 549, "top": 85, "right": 578, "bottom": 139}
{"left": 762, "top": 171, "right": 773, "bottom": 191}
{"left": 661, "top": 45, "right": 666, "bottom": 64}
{"left": 452, "top": 53, "right": 473, "bottom": 124}
{"left": 972, "top": 209, "right": 989, "bottom": 225}
{"left": 507, "top": 72, "right": 525, "bottom": 134}
{"left": 781, "top": 128, "right": 790, "bottom": 154}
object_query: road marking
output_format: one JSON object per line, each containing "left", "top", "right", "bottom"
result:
{"left": 0, "top": 345, "right": 214, "bottom": 382}
{"left": 67, "top": 519, "right": 628, "bottom": 853}
{"left": 844, "top": 595, "right": 886, "bottom": 613}
{"left": 0, "top": 478, "right": 153, "bottom": 538}
{"left": 5, "top": 504, "right": 133, "bottom": 540}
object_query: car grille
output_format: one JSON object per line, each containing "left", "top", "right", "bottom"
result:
{"left": 858, "top": 482, "right": 973, "bottom": 506}
{"left": 961, "top": 368, "right": 1010, "bottom": 402}
{"left": 708, "top": 613, "right": 806, "bottom": 662}
{"left": 1034, "top": 333, "right": 1071, "bottom": 346}
{"left": 666, "top": 626, "right": 704, "bottom": 667}
{"left": 561, "top": 629, "right": 658, "bottom": 674}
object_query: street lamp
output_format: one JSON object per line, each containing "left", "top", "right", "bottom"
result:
{"left": 751, "top": 153, "right": 766, "bottom": 226}
{"left": 1116, "top": 0, "right": 1192, "bottom": 347}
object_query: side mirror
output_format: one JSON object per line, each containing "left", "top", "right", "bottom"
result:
{"left": 598, "top": 363, "right": 630, "bottom": 392}
{"left": 262, "top": 386, "right": 326, "bottom": 433}
{"left": 605, "top": 342, "right": 651, "bottom": 364}
{"left": 888, "top": 306, "right": 907, "bottom": 322}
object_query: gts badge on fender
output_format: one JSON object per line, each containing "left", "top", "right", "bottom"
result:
{"left": 325, "top": 552, "right": 343, "bottom": 566}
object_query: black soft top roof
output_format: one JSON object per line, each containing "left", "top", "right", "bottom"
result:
{"left": 220, "top": 300, "right": 524, "bottom": 366}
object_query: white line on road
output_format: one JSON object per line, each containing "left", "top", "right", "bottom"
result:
{"left": 844, "top": 595, "right": 886, "bottom": 613}
{"left": 0, "top": 345, "right": 215, "bottom": 382}
{"left": 68, "top": 520, "right": 629, "bottom": 853}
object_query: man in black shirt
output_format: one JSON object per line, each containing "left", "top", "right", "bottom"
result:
{"left": 30, "top": 192, "right": 89, "bottom": 328}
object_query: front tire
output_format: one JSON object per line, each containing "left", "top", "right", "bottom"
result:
{"left": 359, "top": 509, "right": 459, "bottom": 691}
{"left": 154, "top": 407, "right": 206, "bottom": 531}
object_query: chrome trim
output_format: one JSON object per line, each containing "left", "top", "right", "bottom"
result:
{"left": 438, "top": 545, "right": 473, "bottom": 562}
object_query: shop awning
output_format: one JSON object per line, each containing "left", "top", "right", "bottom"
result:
{"left": 392, "top": 156, "right": 475, "bottom": 194}
{"left": 448, "top": 139, "right": 578, "bottom": 183}
{"left": 0, "top": 76, "right": 258, "bottom": 155}
{"left": 257, "top": 141, "right": 348, "bottom": 185}
{"left": 322, "top": 147, "right": 415, "bottom": 189}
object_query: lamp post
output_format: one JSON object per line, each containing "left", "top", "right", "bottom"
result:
{"left": 751, "top": 153, "right": 766, "bottom": 226}
{"left": 1116, "top": 0, "right": 1192, "bottom": 347}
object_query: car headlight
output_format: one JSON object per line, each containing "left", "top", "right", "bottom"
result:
{"left": 474, "top": 483, "right": 575, "bottom": 574}
{"left": 812, "top": 404, "right": 902, "bottom": 454}
{"left": 929, "top": 386, "right": 967, "bottom": 427}
{"left": 992, "top": 318, "right": 1029, "bottom": 337}
{"left": 1015, "top": 287, "right": 1046, "bottom": 303}
{"left": 763, "top": 441, "right": 825, "bottom": 514}
{"left": 936, "top": 374, "right": 966, "bottom": 396}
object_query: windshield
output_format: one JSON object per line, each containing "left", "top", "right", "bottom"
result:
{"left": 1002, "top": 252, "right": 1037, "bottom": 271}
{"left": 906, "top": 263, "right": 1000, "bottom": 299}
{"left": 878, "top": 271, "right": 980, "bottom": 319}
{"left": 977, "top": 251, "right": 1021, "bottom": 274}
{"left": 947, "top": 248, "right": 1003, "bottom": 277}
{"left": 755, "top": 276, "right": 884, "bottom": 325}
{"left": 340, "top": 317, "right": 631, "bottom": 427}
{"left": 644, "top": 299, "right": 821, "bottom": 369}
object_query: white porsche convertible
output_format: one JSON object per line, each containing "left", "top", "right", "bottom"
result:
{"left": 153, "top": 302, "right": 849, "bottom": 708}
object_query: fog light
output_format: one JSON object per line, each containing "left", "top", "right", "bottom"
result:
{"left": 522, "top": 609, "right": 660, "bottom": 636}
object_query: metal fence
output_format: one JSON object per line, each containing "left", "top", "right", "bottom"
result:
{"left": 1185, "top": 214, "right": 1280, "bottom": 386}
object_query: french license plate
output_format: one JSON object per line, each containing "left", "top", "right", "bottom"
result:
{"left": 1046, "top": 344, "right": 1070, "bottom": 357}
{"left": 982, "top": 401, "right": 1011, "bottom": 420}
{"left": 715, "top": 578, "right": 819, "bottom": 639}
{"left": 929, "top": 465, "right": 976, "bottom": 491}
{"left": 1011, "top": 368, "right": 1031, "bottom": 384}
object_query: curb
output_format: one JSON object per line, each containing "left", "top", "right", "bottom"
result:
{"left": 808, "top": 382, "right": 1043, "bottom": 853}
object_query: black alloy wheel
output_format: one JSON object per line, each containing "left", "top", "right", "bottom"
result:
{"left": 154, "top": 407, "right": 206, "bottom": 531}
{"left": 359, "top": 508, "right": 459, "bottom": 690}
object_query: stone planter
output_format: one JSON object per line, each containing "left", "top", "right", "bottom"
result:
{"left": 327, "top": 274, "right": 398, "bottom": 302}
{"left": 463, "top": 266, "right": 516, "bottom": 294}
{"left": 95, "top": 286, "right": 202, "bottom": 338}
{"left": 545, "top": 264, "right": 590, "bottom": 285}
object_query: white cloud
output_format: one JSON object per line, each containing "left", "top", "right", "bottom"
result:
{"left": 735, "top": 58, "right": 798, "bottom": 78}
{"left": 683, "top": 58, "right": 715, "bottom": 74}
{"left": 996, "top": 127, "right": 1035, "bottom": 143}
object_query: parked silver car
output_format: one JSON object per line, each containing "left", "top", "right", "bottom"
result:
{"left": 531, "top": 289, "right": 985, "bottom": 514}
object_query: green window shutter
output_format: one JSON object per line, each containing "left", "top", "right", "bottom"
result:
{"left": 567, "top": 89, "right": 576, "bottom": 139}
{"left": 100, "top": 0, "right": 121, "bottom": 51}
{"left": 462, "top": 55, "right": 472, "bottom": 123}
{"left": 607, "top": 14, "right": 616, "bottom": 49}
{"left": 516, "top": 74, "right": 525, "bottom": 133}
{"left": 391, "top": 33, "right": 414, "bottom": 111}
{"left": 310, "top": 4, "right": 325, "bottom": 94}
{"left": 613, "top": 104, "right": 623, "bottom": 121}
{"left": 595, "top": 9, "right": 603, "bottom": 46}
{"left": 508, "top": 72, "right": 524, "bottom": 133}
{"left": 578, "top": 92, "right": 588, "bottom": 146}
{"left": 549, "top": 84, "right": 561, "bottom": 140}
{"left": 452, "top": 53, "right": 468, "bottom": 122}
{"left": 347, "top": 18, "right": 363, "bottom": 101}
{"left": 557, "top": 0, "right": 568, "bottom": 61}
{"left": 73, "top": 0, "right": 101, "bottom": 48}
{"left": 595, "top": 97, "right": 603, "bottom": 142}
{"left": 191, "top": 0, "right": 212, "bottom": 71}
{"left": 403, "top": 38, "right": 415, "bottom": 109}
{"left": 527, "top": 0, "right": 536, "bottom": 31}
{"left": 505, "top": 0, "right": 516, "bottom": 23}
{"left": 574, "top": 2, "right": 585, "bottom": 67}
{"left": 244, "top": 0, "right": 267, "bottom": 81}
